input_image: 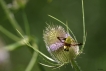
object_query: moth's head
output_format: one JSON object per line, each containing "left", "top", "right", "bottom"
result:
{"left": 65, "top": 36, "right": 75, "bottom": 44}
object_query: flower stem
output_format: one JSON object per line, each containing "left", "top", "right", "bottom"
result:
{"left": 0, "top": 0, "right": 23, "bottom": 34}
{"left": 81, "top": 0, "right": 86, "bottom": 53}
{"left": 25, "top": 52, "right": 38, "bottom": 71}
{"left": 0, "top": 25, "right": 20, "bottom": 41}
{"left": 25, "top": 43, "right": 38, "bottom": 71}
{"left": 71, "top": 59, "right": 82, "bottom": 71}
{"left": 22, "top": 10, "right": 30, "bottom": 36}
{"left": 4, "top": 36, "right": 29, "bottom": 51}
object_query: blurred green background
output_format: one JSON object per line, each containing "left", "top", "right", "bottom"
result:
{"left": 0, "top": 0, "right": 106, "bottom": 71}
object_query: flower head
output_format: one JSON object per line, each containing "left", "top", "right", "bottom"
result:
{"left": 43, "top": 25, "right": 79, "bottom": 64}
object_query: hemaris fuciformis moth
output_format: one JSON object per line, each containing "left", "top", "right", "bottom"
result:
{"left": 57, "top": 36, "right": 82, "bottom": 51}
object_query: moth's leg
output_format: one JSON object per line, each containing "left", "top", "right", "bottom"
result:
{"left": 71, "top": 43, "right": 83, "bottom": 46}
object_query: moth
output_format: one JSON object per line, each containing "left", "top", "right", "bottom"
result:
{"left": 57, "top": 36, "right": 82, "bottom": 51}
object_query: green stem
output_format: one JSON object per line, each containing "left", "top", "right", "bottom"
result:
{"left": 4, "top": 36, "right": 29, "bottom": 51}
{"left": 0, "top": 25, "right": 20, "bottom": 41}
{"left": 71, "top": 59, "right": 81, "bottom": 71}
{"left": 0, "top": 0, "right": 23, "bottom": 34}
{"left": 25, "top": 52, "right": 38, "bottom": 71}
{"left": 81, "top": 0, "right": 86, "bottom": 53}
{"left": 25, "top": 44, "right": 38, "bottom": 71}
{"left": 22, "top": 10, "right": 30, "bottom": 36}
{"left": 17, "top": 29, "right": 56, "bottom": 62}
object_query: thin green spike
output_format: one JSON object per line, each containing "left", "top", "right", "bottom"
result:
{"left": 39, "top": 63, "right": 55, "bottom": 68}
{"left": 66, "top": 21, "right": 69, "bottom": 34}
{"left": 48, "top": 15, "right": 77, "bottom": 42}
{"left": 52, "top": 63, "right": 64, "bottom": 69}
